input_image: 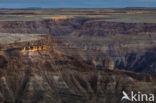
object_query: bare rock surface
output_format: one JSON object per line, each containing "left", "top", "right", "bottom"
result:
{"left": 0, "top": 36, "right": 155, "bottom": 103}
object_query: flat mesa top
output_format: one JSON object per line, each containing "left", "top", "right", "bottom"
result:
{"left": 0, "top": 33, "right": 43, "bottom": 44}
{"left": 0, "top": 8, "right": 156, "bottom": 23}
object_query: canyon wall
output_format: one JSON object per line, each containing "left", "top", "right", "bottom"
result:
{"left": 0, "top": 36, "right": 155, "bottom": 103}
{"left": 0, "top": 18, "right": 156, "bottom": 75}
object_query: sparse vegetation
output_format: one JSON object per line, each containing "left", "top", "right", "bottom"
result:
{"left": 0, "top": 8, "right": 155, "bottom": 23}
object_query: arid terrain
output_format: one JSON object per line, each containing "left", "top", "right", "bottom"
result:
{"left": 0, "top": 8, "right": 156, "bottom": 103}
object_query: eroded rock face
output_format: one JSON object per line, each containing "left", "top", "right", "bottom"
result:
{"left": 0, "top": 19, "right": 156, "bottom": 37}
{"left": 72, "top": 20, "right": 156, "bottom": 37}
{"left": 0, "top": 18, "right": 156, "bottom": 75}
{"left": 0, "top": 36, "right": 155, "bottom": 103}
{"left": 0, "top": 52, "right": 8, "bottom": 68}
{"left": 1, "top": 70, "right": 155, "bottom": 103}
{"left": 0, "top": 19, "right": 86, "bottom": 36}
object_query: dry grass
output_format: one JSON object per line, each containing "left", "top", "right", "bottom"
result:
{"left": 0, "top": 8, "right": 155, "bottom": 22}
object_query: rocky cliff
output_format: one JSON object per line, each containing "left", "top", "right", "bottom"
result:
{"left": 0, "top": 19, "right": 86, "bottom": 36}
{"left": 0, "top": 19, "right": 156, "bottom": 36}
{"left": 0, "top": 36, "right": 155, "bottom": 103}
{"left": 0, "top": 18, "right": 156, "bottom": 75}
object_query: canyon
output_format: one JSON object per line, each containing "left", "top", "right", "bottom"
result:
{"left": 0, "top": 8, "right": 156, "bottom": 103}
{"left": 0, "top": 36, "right": 155, "bottom": 103}
{"left": 0, "top": 18, "right": 155, "bottom": 75}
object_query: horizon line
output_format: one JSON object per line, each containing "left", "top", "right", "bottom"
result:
{"left": 0, "top": 7, "right": 156, "bottom": 9}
